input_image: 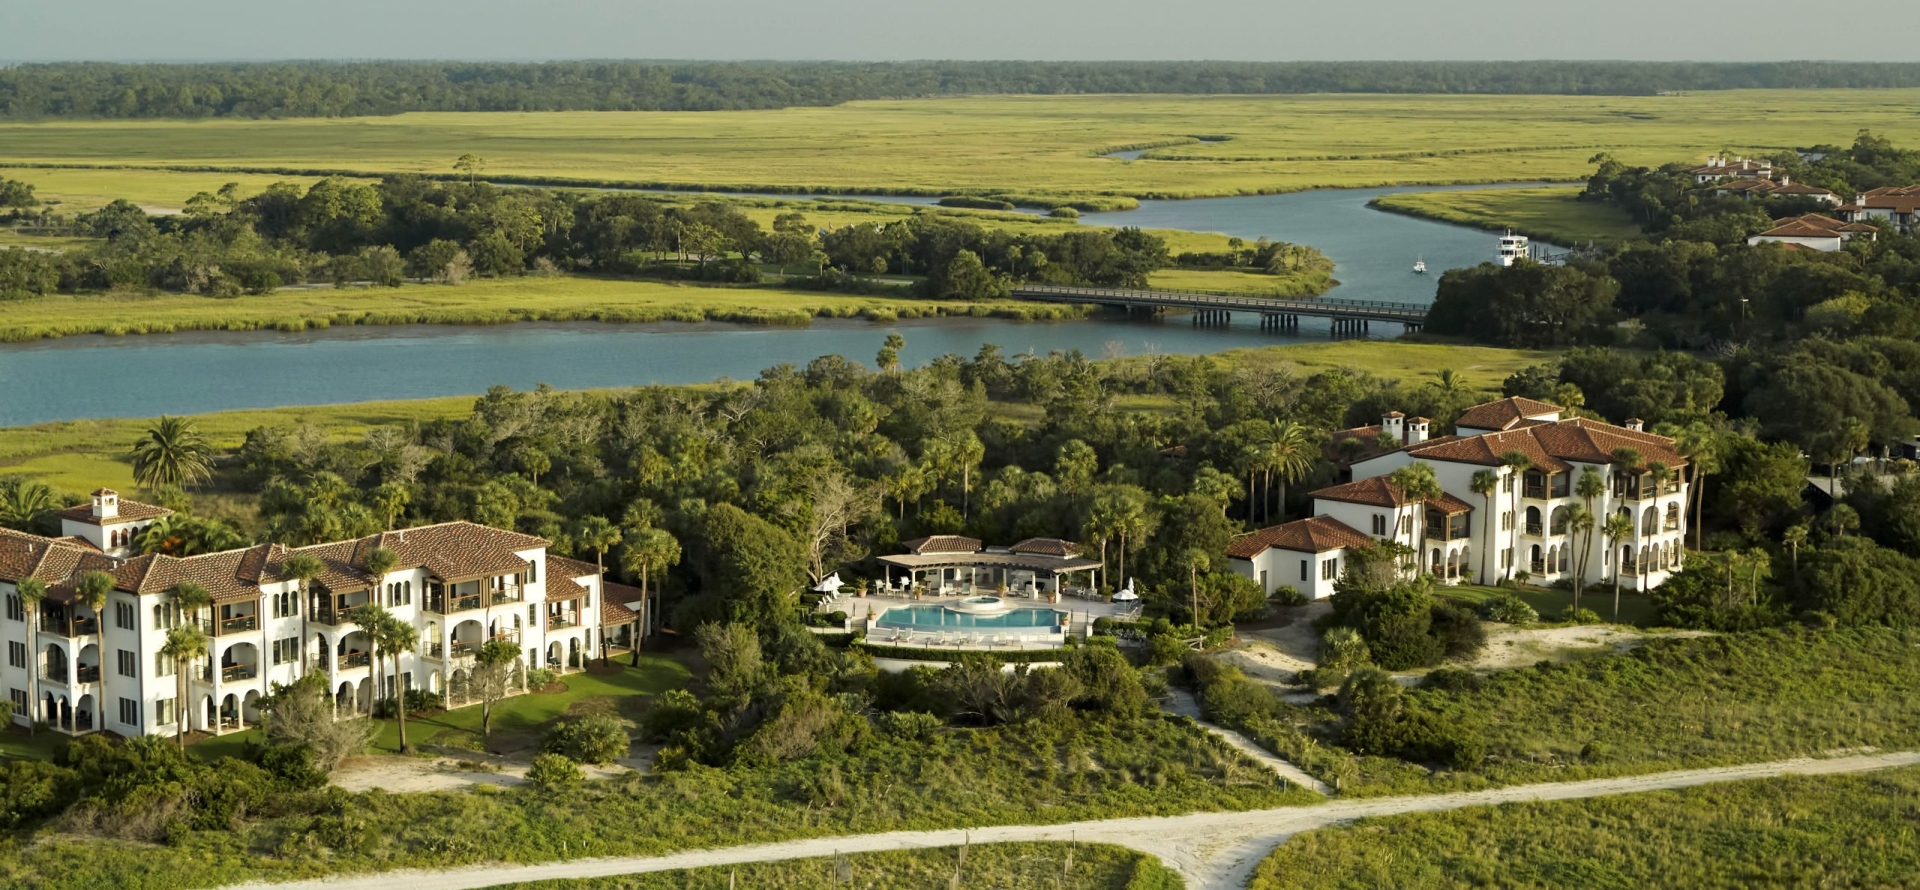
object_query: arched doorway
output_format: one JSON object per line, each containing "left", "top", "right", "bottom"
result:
{"left": 336, "top": 681, "right": 355, "bottom": 713}
{"left": 546, "top": 641, "right": 562, "bottom": 669}
{"left": 75, "top": 694, "right": 95, "bottom": 733}
{"left": 242, "top": 690, "right": 262, "bottom": 723}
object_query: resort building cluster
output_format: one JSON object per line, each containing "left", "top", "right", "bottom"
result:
{"left": 1, "top": 490, "right": 638, "bottom": 737}
{"left": 1230, "top": 398, "right": 1691, "bottom": 600}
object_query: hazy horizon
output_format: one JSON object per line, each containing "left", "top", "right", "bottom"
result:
{"left": 4, "top": 0, "right": 1918, "bottom": 64}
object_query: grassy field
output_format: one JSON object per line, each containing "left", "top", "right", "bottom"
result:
{"left": 1252, "top": 767, "right": 1920, "bottom": 889}
{"left": 0, "top": 274, "right": 1106, "bottom": 345}
{"left": 1370, "top": 186, "right": 1643, "bottom": 246}
{"left": 0, "top": 339, "right": 1549, "bottom": 495}
{"left": 1440, "top": 583, "right": 1660, "bottom": 626}
{"left": 4, "top": 91, "right": 1919, "bottom": 200}
{"left": 495, "top": 842, "right": 1182, "bottom": 890}
{"left": 0, "top": 166, "right": 351, "bottom": 213}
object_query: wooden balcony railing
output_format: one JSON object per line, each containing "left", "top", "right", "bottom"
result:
{"left": 40, "top": 615, "right": 97, "bottom": 637}
{"left": 340, "top": 652, "right": 372, "bottom": 669}
{"left": 221, "top": 663, "right": 258, "bottom": 682}
{"left": 218, "top": 614, "right": 259, "bottom": 635}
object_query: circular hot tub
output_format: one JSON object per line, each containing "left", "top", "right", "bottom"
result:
{"left": 946, "top": 595, "right": 1016, "bottom": 615}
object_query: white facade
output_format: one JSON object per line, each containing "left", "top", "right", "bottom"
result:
{"left": 3, "top": 510, "right": 615, "bottom": 737}
{"left": 1232, "top": 545, "right": 1349, "bottom": 601}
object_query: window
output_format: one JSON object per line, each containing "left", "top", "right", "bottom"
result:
{"left": 115, "top": 601, "right": 135, "bottom": 630}
{"left": 273, "top": 590, "right": 299, "bottom": 619}
{"left": 155, "top": 651, "right": 176, "bottom": 677}
{"left": 9, "top": 688, "right": 26, "bottom": 714}
{"left": 153, "top": 603, "right": 182, "bottom": 631}
{"left": 1370, "top": 514, "right": 1388, "bottom": 536}
{"left": 1399, "top": 514, "right": 1412, "bottom": 536}
{"left": 528, "top": 604, "right": 537, "bottom": 625}
{"left": 118, "top": 697, "right": 139, "bottom": 727}
{"left": 271, "top": 637, "right": 295, "bottom": 665}
{"left": 117, "top": 649, "right": 136, "bottom": 678}
{"left": 154, "top": 697, "right": 176, "bottom": 727}
{"left": 1502, "top": 547, "right": 1514, "bottom": 570}
{"left": 1501, "top": 510, "right": 1514, "bottom": 531}
{"left": 526, "top": 560, "right": 539, "bottom": 584}
{"left": 1258, "top": 570, "right": 1268, "bottom": 591}
{"left": 1549, "top": 473, "right": 1570, "bottom": 499}
{"left": 1299, "top": 559, "right": 1309, "bottom": 582}
{"left": 386, "top": 580, "right": 413, "bottom": 607}
{"left": 6, "top": 641, "right": 24, "bottom": 669}
{"left": 1502, "top": 474, "right": 1514, "bottom": 493}
{"left": 4, "top": 593, "right": 21, "bottom": 622}
{"left": 1320, "top": 557, "right": 1340, "bottom": 581}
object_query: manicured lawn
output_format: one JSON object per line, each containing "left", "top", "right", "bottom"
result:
{"left": 5, "top": 91, "right": 1920, "bottom": 199}
{"left": 1441, "top": 583, "right": 1661, "bottom": 627}
{"left": 0, "top": 725, "right": 71, "bottom": 762}
{"left": 369, "top": 654, "right": 692, "bottom": 753}
{"left": 1370, "top": 186, "right": 1644, "bottom": 247}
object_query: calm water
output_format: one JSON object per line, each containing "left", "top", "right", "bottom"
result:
{"left": 875, "top": 604, "right": 1066, "bottom": 630}
{"left": 0, "top": 183, "right": 1562, "bottom": 426}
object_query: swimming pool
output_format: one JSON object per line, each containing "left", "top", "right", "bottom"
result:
{"left": 874, "top": 603, "right": 1066, "bottom": 632}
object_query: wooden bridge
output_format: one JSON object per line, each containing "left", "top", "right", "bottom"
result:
{"left": 1011, "top": 284, "right": 1429, "bottom": 334}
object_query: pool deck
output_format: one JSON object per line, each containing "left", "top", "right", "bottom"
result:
{"left": 826, "top": 591, "right": 1141, "bottom": 651}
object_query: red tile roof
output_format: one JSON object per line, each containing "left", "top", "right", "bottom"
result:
{"left": 1405, "top": 417, "right": 1686, "bottom": 473}
{"left": 1755, "top": 214, "right": 1875, "bottom": 239}
{"left": 1454, "top": 397, "right": 1562, "bottom": 432}
{"left": 901, "top": 535, "right": 982, "bottom": 554}
{"left": 1310, "top": 476, "right": 1418, "bottom": 508}
{"left": 1227, "top": 516, "right": 1374, "bottom": 558}
{"left": 56, "top": 497, "right": 173, "bottom": 526}
{"left": 1009, "top": 537, "right": 1081, "bottom": 557}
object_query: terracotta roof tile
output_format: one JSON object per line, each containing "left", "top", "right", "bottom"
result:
{"left": 56, "top": 498, "right": 173, "bottom": 526}
{"left": 1310, "top": 476, "right": 1417, "bottom": 508}
{"left": 1009, "top": 537, "right": 1081, "bottom": 557}
{"left": 603, "top": 581, "right": 644, "bottom": 626}
{"left": 1227, "top": 516, "right": 1374, "bottom": 558}
{"left": 547, "top": 555, "right": 602, "bottom": 578}
{"left": 901, "top": 535, "right": 982, "bottom": 554}
{"left": 1454, "top": 397, "right": 1563, "bottom": 432}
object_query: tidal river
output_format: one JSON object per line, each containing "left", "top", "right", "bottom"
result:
{"left": 0, "top": 183, "right": 1559, "bottom": 427}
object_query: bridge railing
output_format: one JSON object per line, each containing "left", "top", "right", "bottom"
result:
{"left": 1010, "top": 284, "right": 1427, "bottom": 317}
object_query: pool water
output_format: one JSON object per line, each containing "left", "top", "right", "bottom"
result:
{"left": 875, "top": 604, "right": 1065, "bottom": 630}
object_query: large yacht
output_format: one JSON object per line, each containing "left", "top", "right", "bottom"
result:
{"left": 1497, "top": 231, "right": 1531, "bottom": 266}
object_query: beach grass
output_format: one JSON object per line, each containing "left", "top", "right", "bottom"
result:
{"left": 4, "top": 90, "right": 1919, "bottom": 201}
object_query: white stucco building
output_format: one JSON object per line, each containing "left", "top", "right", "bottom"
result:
{"left": 3, "top": 490, "right": 634, "bottom": 737}
{"left": 1231, "top": 398, "right": 1691, "bottom": 599}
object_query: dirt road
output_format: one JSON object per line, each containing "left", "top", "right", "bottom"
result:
{"left": 216, "top": 750, "right": 1920, "bottom": 890}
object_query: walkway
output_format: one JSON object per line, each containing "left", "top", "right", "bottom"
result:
{"left": 1012, "top": 284, "right": 1429, "bottom": 334}
{"left": 216, "top": 751, "right": 1920, "bottom": 890}
{"left": 1162, "top": 690, "right": 1332, "bottom": 795}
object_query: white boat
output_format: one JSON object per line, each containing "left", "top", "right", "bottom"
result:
{"left": 1412, "top": 256, "right": 1427, "bottom": 274}
{"left": 1498, "top": 231, "right": 1531, "bottom": 267}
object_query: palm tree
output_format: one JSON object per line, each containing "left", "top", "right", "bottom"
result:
{"left": 1182, "top": 548, "right": 1211, "bottom": 626}
{"left": 1602, "top": 512, "right": 1635, "bottom": 619}
{"left": 1566, "top": 505, "right": 1594, "bottom": 614}
{"left": 351, "top": 602, "right": 393, "bottom": 728}
{"left": 573, "top": 516, "right": 619, "bottom": 576}
{"left": 370, "top": 482, "right": 411, "bottom": 530}
{"left": 129, "top": 416, "right": 215, "bottom": 490}
{"left": 1388, "top": 462, "right": 1442, "bottom": 575}
{"left": 281, "top": 553, "right": 324, "bottom": 674}
{"left": 378, "top": 611, "right": 419, "bottom": 753}
{"left": 0, "top": 478, "right": 57, "bottom": 531}
{"left": 1112, "top": 493, "right": 1154, "bottom": 591}
{"left": 1501, "top": 451, "right": 1534, "bottom": 580}
{"left": 76, "top": 570, "right": 115, "bottom": 733}
{"left": 169, "top": 581, "right": 212, "bottom": 642}
{"left": 1265, "top": 421, "right": 1318, "bottom": 524}
{"left": 1470, "top": 469, "right": 1499, "bottom": 584}
{"left": 619, "top": 526, "right": 680, "bottom": 665}
{"left": 18, "top": 578, "right": 47, "bottom": 734}
{"left": 1574, "top": 467, "right": 1607, "bottom": 604}
{"left": 1783, "top": 523, "right": 1809, "bottom": 576}
{"left": 1082, "top": 493, "right": 1123, "bottom": 592}
{"left": 159, "top": 624, "right": 208, "bottom": 749}
{"left": 1665, "top": 421, "right": 1720, "bottom": 552}
{"left": 1827, "top": 503, "right": 1859, "bottom": 538}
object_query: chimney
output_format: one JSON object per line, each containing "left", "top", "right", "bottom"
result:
{"left": 1624, "top": 418, "right": 1644, "bottom": 432}
{"left": 92, "top": 488, "right": 118, "bottom": 520}
{"left": 1382, "top": 411, "right": 1406, "bottom": 445}
{"left": 1407, "top": 417, "right": 1432, "bottom": 445}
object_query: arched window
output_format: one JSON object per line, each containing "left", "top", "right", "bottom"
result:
{"left": 1430, "top": 548, "right": 1443, "bottom": 574}
{"left": 1665, "top": 502, "right": 1680, "bottom": 530}
{"left": 1525, "top": 506, "right": 1543, "bottom": 535}
{"left": 1621, "top": 544, "right": 1634, "bottom": 573}
{"left": 1550, "top": 506, "right": 1569, "bottom": 536}
{"left": 1530, "top": 544, "right": 1543, "bottom": 573}
{"left": 1641, "top": 506, "right": 1658, "bottom": 535}
{"left": 1546, "top": 545, "right": 1559, "bottom": 574}
{"left": 1558, "top": 545, "right": 1571, "bottom": 573}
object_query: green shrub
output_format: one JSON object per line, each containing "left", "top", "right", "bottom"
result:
{"left": 542, "top": 714, "right": 631, "bottom": 765}
{"left": 526, "top": 667, "right": 558, "bottom": 689}
{"left": 1048, "top": 206, "right": 1081, "bottom": 219}
{"left": 1429, "top": 600, "right": 1487, "bottom": 660}
{"left": 876, "top": 710, "right": 944, "bottom": 740}
{"left": 1559, "top": 607, "right": 1604, "bottom": 625}
{"left": 526, "top": 752, "right": 584, "bottom": 789}
{"left": 1476, "top": 592, "right": 1538, "bottom": 624}
{"left": 1271, "top": 586, "right": 1310, "bottom": 608}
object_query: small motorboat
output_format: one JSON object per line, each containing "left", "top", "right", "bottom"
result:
{"left": 1412, "top": 256, "right": 1428, "bottom": 274}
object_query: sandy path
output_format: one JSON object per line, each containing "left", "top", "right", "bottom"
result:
{"left": 331, "top": 756, "right": 644, "bottom": 793}
{"left": 1163, "top": 690, "right": 1333, "bottom": 795}
{"left": 217, "top": 751, "right": 1920, "bottom": 890}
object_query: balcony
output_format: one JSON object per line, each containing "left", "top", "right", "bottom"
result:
{"left": 40, "top": 614, "right": 97, "bottom": 638}
{"left": 217, "top": 614, "right": 259, "bottom": 636}
{"left": 1529, "top": 559, "right": 1546, "bottom": 574}
{"left": 547, "top": 615, "right": 578, "bottom": 630}
{"left": 421, "top": 641, "right": 445, "bottom": 660}
{"left": 1523, "top": 484, "right": 1546, "bottom": 500}
{"left": 314, "top": 602, "right": 368, "bottom": 627}
{"left": 450, "top": 639, "right": 479, "bottom": 657}
{"left": 75, "top": 664, "right": 100, "bottom": 684}
{"left": 221, "top": 663, "right": 258, "bottom": 682}
{"left": 1524, "top": 522, "right": 1544, "bottom": 537}
{"left": 340, "top": 652, "right": 372, "bottom": 669}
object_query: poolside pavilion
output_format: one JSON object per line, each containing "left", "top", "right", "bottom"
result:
{"left": 875, "top": 536, "right": 1103, "bottom": 599}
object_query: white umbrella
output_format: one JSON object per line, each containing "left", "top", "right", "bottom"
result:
{"left": 813, "top": 572, "right": 843, "bottom": 593}
{"left": 1112, "top": 579, "right": 1139, "bottom": 601}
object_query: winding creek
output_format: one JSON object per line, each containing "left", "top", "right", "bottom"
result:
{"left": 0, "top": 183, "right": 1563, "bottom": 427}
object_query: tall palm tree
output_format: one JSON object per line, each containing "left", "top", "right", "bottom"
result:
{"left": 351, "top": 603, "right": 394, "bottom": 724}
{"left": 378, "top": 611, "right": 419, "bottom": 753}
{"left": 1470, "top": 469, "right": 1499, "bottom": 584}
{"left": 18, "top": 578, "right": 47, "bottom": 735}
{"left": 1082, "top": 493, "right": 1122, "bottom": 592}
{"left": 159, "top": 624, "right": 208, "bottom": 749}
{"left": 281, "top": 553, "right": 324, "bottom": 674}
{"left": 129, "top": 416, "right": 215, "bottom": 490}
{"left": 76, "top": 570, "right": 115, "bottom": 733}
{"left": 1388, "top": 462, "right": 1442, "bottom": 575}
{"left": 1783, "top": 523, "right": 1809, "bottom": 577}
{"left": 573, "top": 516, "right": 619, "bottom": 576}
{"left": 1500, "top": 451, "right": 1534, "bottom": 580}
{"left": 1667, "top": 422, "right": 1721, "bottom": 553}
{"left": 1113, "top": 493, "right": 1155, "bottom": 591}
{"left": 1574, "top": 467, "right": 1607, "bottom": 604}
{"left": 1566, "top": 505, "right": 1595, "bottom": 614}
{"left": 1265, "top": 421, "right": 1318, "bottom": 524}
{"left": 1603, "top": 512, "right": 1635, "bottom": 619}
{"left": 619, "top": 526, "right": 680, "bottom": 665}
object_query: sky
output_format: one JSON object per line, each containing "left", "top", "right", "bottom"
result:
{"left": 3, "top": 0, "right": 1918, "bottom": 63}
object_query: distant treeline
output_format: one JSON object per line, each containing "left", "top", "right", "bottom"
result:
{"left": 6, "top": 61, "right": 1920, "bottom": 119}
